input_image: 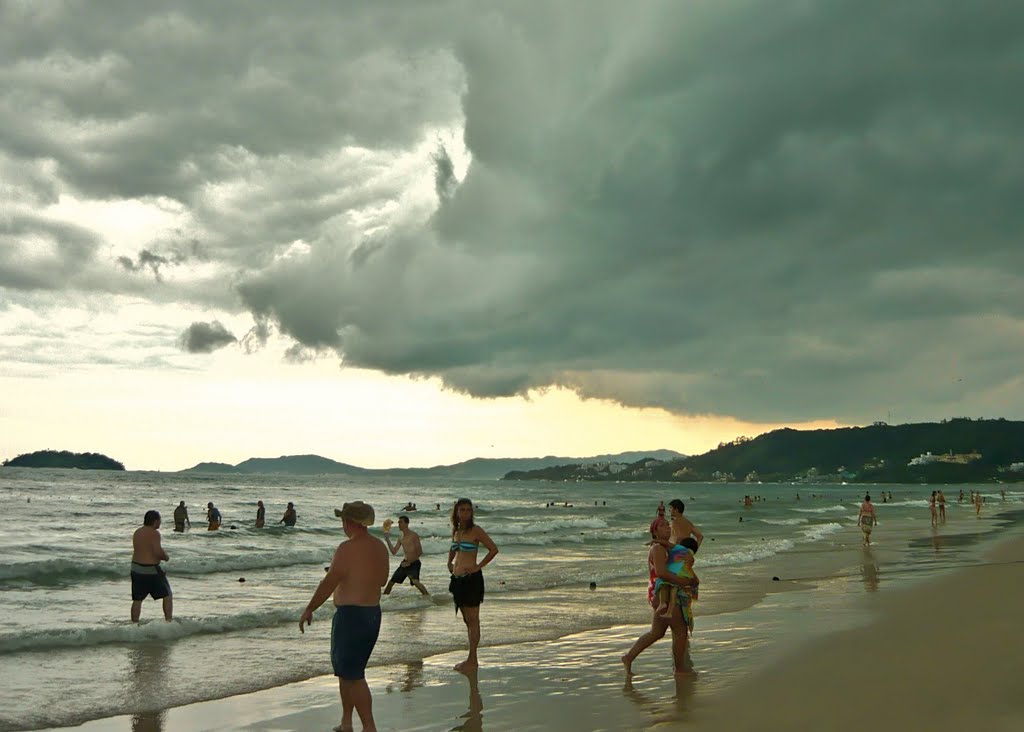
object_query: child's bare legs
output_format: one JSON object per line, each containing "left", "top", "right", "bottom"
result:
{"left": 657, "top": 587, "right": 676, "bottom": 618}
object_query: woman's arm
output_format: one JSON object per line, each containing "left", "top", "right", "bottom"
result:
{"left": 473, "top": 528, "right": 499, "bottom": 571}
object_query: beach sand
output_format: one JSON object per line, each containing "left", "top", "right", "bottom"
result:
{"left": 42, "top": 532, "right": 1024, "bottom": 732}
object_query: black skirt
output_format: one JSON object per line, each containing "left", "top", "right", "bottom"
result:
{"left": 449, "top": 571, "right": 485, "bottom": 613}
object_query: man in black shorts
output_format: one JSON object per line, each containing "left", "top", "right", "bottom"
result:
{"left": 131, "top": 510, "right": 172, "bottom": 622}
{"left": 383, "top": 515, "right": 429, "bottom": 596}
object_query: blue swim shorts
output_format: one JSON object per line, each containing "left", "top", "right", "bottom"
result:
{"left": 330, "top": 605, "right": 382, "bottom": 680}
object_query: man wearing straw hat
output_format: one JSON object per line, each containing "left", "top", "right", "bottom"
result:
{"left": 299, "top": 501, "right": 389, "bottom": 732}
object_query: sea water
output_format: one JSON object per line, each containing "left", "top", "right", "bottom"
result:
{"left": 0, "top": 468, "right": 1019, "bottom": 731}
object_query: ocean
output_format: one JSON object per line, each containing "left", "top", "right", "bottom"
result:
{"left": 0, "top": 468, "right": 1020, "bottom": 731}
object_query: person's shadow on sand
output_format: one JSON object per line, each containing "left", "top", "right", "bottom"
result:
{"left": 450, "top": 667, "right": 483, "bottom": 732}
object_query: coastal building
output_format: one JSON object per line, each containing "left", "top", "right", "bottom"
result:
{"left": 909, "top": 450, "right": 982, "bottom": 467}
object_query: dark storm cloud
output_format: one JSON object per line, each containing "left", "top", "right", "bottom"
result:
{"left": 178, "top": 320, "right": 237, "bottom": 353}
{"left": 4, "top": 1, "right": 1024, "bottom": 424}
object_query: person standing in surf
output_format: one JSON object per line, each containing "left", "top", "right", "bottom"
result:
{"left": 299, "top": 501, "right": 389, "bottom": 732}
{"left": 255, "top": 500, "right": 266, "bottom": 528}
{"left": 172, "top": 501, "right": 190, "bottom": 532}
{"left": 668, "top": 499, "right": 704, "bottom": 547}
{"left": 383, "top": 515, "right": 430, "bottom": 596}
{"left": 130, "top": 510, "right": 172, "bottom": 622}
{"left": 448, "top": 498, "right": 499, "bottom": 673}
{"left": 857, "top": 494, "right": 877, "bottom": 546}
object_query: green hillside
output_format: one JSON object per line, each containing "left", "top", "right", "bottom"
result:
{"left": 2, "top": 450, "right": 125, "bottom": 471}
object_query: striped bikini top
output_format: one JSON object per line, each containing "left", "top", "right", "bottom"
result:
{"left": 450, "top": 535, "right": 479, "bottom": 552}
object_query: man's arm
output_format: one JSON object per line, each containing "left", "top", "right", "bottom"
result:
{"left": 153, "top": 533, "right": 169, "bottom": 562}
{"left": 299, "top": 545, "right": 344, "bottom": 633}
{"left": 690, "top": 522, "right": 704, "bottom": 546}
{"left": 383, "top": 533, "right": 401, "bottom": 556}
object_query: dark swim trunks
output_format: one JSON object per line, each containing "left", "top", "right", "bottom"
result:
{"left": 130, "top": 563, "right": 171, "bottom": 601}
{"left": 389, "top": 559, "right": 422, "bottom": 585}
{"left": 448, "top": 571, "right": 485, "bottom": 613}
{"left": 331, "top": 605, "right": 382, "bottom": 680}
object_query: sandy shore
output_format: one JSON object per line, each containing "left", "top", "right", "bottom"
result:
{"left": 42, "top": 530, "right": 1024, "bottom": 732}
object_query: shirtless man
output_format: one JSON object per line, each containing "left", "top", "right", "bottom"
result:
{"left": 668, "top": 499, "right": 704, "bottom": 546}
{"left": 173, "top": 501, "right": 190, "bottom": 532}
{"left": 383, "top": 516, "right": 429, "bottom": 596}
{"left": 299, "top": 501, "right": 388, "bottom": 732}
{"left": 131, "top": 510, "right": 172, "bottom": 622}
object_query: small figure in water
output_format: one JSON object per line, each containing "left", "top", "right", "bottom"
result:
{"left": 280, "top": 502, "right": 297, "bottom": 526}
{"left": 255, "top": 500, "right": 266, "bottom": 528}
{"left": 173, "top": 500, "right": 190, "bottom": 532}
{"left": 207, "top": 502, "right": 221, "bottom": 531}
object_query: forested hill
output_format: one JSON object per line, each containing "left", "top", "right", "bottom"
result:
{"left": 503, "top": 419, "right": 1024, "bottom": 484}
{"left": 2, "top": 450, "right": 125, "bottom": 471}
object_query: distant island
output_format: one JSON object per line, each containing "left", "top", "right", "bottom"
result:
{"left": 2, "top": 450, "right": 125, "bottom": 471}
{"left": 180, "top": 450, "right": 686, "bottom": 480}
{"left": 503, "top": 418, "right": 1024, "bottom": 484}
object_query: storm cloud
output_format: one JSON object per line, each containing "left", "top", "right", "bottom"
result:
{"left": 179, "top": 320, "right": 237, "bottom": 353}
{"left": 3, "top": 1, "right": 1023, "bottom": 424}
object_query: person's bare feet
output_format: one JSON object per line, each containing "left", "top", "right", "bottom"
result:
{"left": 454, "top": 659, "right": 478, "bottom": 673}
{"left": 621, "top": 654, "right": 633, "bottom": 676}
{"left": 332, "top": 723, "right": 353, "bottom": 732}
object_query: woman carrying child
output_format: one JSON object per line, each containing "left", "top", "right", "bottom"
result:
{"left": 621, "top": 517, "right": 697, "bottom": 676}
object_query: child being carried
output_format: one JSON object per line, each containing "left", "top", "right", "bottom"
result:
{"left": 653, "top": 537, "right": 699, "bottom": 621}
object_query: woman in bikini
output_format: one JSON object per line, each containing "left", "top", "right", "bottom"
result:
{"left": 448, "top": 498, "right": 499, "bottom": 672}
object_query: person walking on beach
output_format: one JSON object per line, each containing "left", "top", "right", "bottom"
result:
{"left": 299, "top": 501, "right": 388, "bottom": 732}
{"left": 929, "top": 491, "right": 937, "bottom": 527}
{"left": 448, "top": 498, "right": 499, "bottom": 673}
{"left": 280, "top": 502, "right": 297, "bottom": 526}
{"left": 621, "top": 517, "right": 696, "bottom": 676}
{"left": 255, "top": 500, "right": 266, "bottom": 528}
{"left": 206, "top": 502, "right": 221, "bottom": 531}
{"left": 857, "top": 494, "right": 877, "bottom": 546}
{"left": 668, "top": 499, "right": 704, "bottom": 547}
{"left": 383, "top": 515, "right": 429, "bottom": 596}
{"left": 975, "top": 491, "right": 983, "bottom": 516}
{"left": 131, "top": 510, "right": 172, "bottom": 622}
{"left": 937, "top": 490, "right": 947, "bottom": 523}
{"left": 172, "top": 501, "right": 190, "bottom": 532}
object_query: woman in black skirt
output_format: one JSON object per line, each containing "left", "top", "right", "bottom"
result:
{"left": 448, "top": 498, "right": 499, "bottom": 672}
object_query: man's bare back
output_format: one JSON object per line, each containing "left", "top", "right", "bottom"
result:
{"left": 132, "top": 525, "right": 167, "bottom": 565}
{"left": 332, "top": 534, "right": 389, "bottom": 606}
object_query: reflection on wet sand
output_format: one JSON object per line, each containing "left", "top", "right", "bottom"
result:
{"left": 861, "top": 547, "right": 880, "bottom": 592}
{"left": 451, "top": 668, "right": 483, "bottom": 732}
{"left": 128, "top": 644, "right": 169, "bottom": 732}
{"left": 622, "top": 670, "right": 697, "bottom": 726}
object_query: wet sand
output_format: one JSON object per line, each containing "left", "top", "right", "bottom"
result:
{"left": 41, "top": 532, "right": 1024, "bottom": 732}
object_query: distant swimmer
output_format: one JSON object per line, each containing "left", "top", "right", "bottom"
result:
{"left": 173, "top": 501, "right": 190, "bottom": 532}
{"left": 299, "top": 501, "right": 388, "bottom": 732}
{"left": 131, "top": 510, "right": 172, "bottom": 622}
{"left": 280, "top": 502, "right": 297, "bottom": 527}
{"left": 383, "top": 515, "right": 430, "bottom": 596}
{"left": 255, "top": 500, "right": 266, "bottom": 528}
{"left": 207, "top": 502, "right": 221, "bottom": 531}
{"left": 401, "top": 503, "right": 417, "bottom": 512}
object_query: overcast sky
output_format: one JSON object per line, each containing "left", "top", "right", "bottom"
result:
{"left": 2, "top": 1, "right": 1020, "bottom": 470}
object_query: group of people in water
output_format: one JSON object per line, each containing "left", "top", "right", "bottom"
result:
{"left": 171, "top": 499, "right": 297, "bottom": 531}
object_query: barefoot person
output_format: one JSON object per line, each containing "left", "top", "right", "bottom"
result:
{"left": 622, "top": 517, "right": 696, "bottom": 676}
{"left": 857, "top": 494, "right": 877, "bottom": 546}
{"left": 299, "top": 501, "right": 388, "bottom": 732}
{"left": 448, "top": 498, "right": 499, "bottom": 672}
{"left": 384, "top": 515, "right": 429, "bottom": 596}
{"left": 131, "top": 510, "right": 172, "bottom": 622}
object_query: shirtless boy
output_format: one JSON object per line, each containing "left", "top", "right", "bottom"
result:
{"left": 668, "top": 499, "right": 704, "bottom": 546}
{"left": 383, "top": 516, "right": 429, "bottom": 596}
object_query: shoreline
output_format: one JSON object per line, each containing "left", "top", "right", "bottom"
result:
{"left": 38, "top": 523, "right": 1024, "bottom": 732}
